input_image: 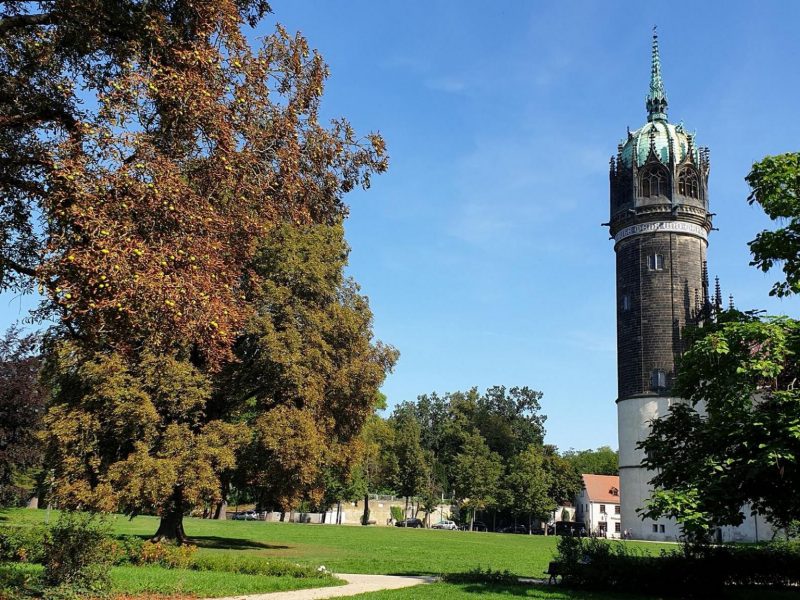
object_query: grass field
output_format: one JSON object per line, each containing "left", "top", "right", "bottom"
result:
{"left": 347, "top": 582, "right": 800, "bottom": 599}
{"left": 0, "top": 508, "right": 674, "bottom": 578}
{"left": 12, "top": 509, "right": 797, "bottom": 599}
{"left": 0, "top": 562, "right": 339, "bottom": 597}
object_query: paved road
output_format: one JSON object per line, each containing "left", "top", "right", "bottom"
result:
{"left": 209, "top": 573, "right": 434, "bottom": 600}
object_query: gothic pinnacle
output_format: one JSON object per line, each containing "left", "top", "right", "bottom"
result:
{"left": 646, "top": 27, "right": 668, "bottom": 122}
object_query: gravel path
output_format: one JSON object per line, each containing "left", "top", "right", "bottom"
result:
{"left": 209, "top": 573, "right": 434, "bottom": 600}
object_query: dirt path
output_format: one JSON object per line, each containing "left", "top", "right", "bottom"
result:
{"left": 209, "top": 573, "right": 434, "bottom": 600}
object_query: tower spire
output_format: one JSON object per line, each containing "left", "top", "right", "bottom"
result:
{"left": 646, "top": 27, "right": 668, "bottom": 122}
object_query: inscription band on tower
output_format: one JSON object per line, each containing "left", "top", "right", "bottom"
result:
{"left": 613, "top": 221, "right": 708, "bottom": 245}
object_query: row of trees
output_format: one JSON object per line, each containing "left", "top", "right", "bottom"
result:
{"left": 353, "top": 388, "right": 617, "bottom": 530}
{"left": 0, "top": 0, "right": 395, "bottom": 542}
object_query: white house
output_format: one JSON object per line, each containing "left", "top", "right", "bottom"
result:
{"left": 575, "top": 474, "right": 622, "bottom": 539}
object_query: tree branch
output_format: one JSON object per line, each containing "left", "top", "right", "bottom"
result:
{"left": 1, "top": 256, "right": 37, "bottom": 277}
{"left": 0, "top": 13, "right": 55, "bottom": 34}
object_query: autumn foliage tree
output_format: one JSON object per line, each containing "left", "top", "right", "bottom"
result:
{"left": 2, "top": 0, "right": 389, "bottom": 541}
{"left": 222, "top": 224, "right": 397, "bottom": 513}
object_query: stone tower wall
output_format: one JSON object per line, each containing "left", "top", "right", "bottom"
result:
{"left": 615, "top": 232, "right": 706, "bottom": 399}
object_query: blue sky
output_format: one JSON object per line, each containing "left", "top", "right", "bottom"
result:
{"left": 2, "top": 1, "right": 799, "bottom": 452}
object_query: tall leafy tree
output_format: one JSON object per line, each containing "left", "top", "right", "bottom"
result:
{"left": 504, "top": 444, "right": 554, "bottom": 532}
{"left": 452, "top": 433, "right": 503, "bottom": 530}
{"left": 0, "top": 327, "right": 44, "bottom": 507}
{"left": 640, "top": 312, "right": 800, "bottom": 539}
{"left": 20, "top": 0, "right": 390, "bottom": 541}
{"left": 357, "top": 414, "right": 397, "bottom": 524}
{"left": 390, "top": 410, "right": 427, "bottom": 515}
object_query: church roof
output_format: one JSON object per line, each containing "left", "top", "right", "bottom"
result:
{"left": 581, "top": 474, "right": 621, "bottom": 503}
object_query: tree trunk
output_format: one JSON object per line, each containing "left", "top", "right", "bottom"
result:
{"left": 362, "top": 494, "right": 370, "bottom": 525}
{"left": 152, "top": 489, "right": 189, "bottom": 544}
{"left": 152, "top": 505, "right": 188, "bottom": 544}
{"left": 470, "top": 509, "right": 475, "bottom": 532}
{"left": 214, "top": 479, "right": 229, "bottom": 520}
{"left": 213, "top": 499, "right": 227, "bottom": 520}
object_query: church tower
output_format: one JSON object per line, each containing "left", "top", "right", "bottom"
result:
{"left": 608, "top": 31, "right": 713, "bottom": 540}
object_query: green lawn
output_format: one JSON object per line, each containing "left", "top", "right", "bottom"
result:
{"left": 347, "top": 582, "right": 800, "bottom": 600}
{"left": 1, "top": 509, "right": 673, "bottom": 578}
{"left": 349, "top": 582, "right": 655, "bottom": 599}
{"left": 0, "top": 563, "right": 338, "bottom": 597}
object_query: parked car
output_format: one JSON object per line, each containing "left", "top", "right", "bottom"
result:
{"left": 460, "top": 520, "right": 488, "bottom": 532}
{"left": 232, "top": 510, "right": 259, "bottom": 521}
{"left": 431, "top": 519, "right": 458, "bottom": 530}
{"left": 395, "top": 518, "right": 424, "bottom": 528}
{"left": 555, "top": 521, "right": 587, "bottom": 536}
{"left": 498, "top": 524, "right": 528, "bottom": 534}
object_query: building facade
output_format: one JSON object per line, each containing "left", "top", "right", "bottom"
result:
{"left": 575, "top": 474, "right": 622, "bottom": 539}
{"left": 608, "top": 31, "right": 712, "bottom": 541}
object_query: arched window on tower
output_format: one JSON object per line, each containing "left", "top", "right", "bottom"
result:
{"left": 677, "top": 167, "right": 700, "bottom": 199}
{"left": 640, "top": 166, "right": 668, "bottom": 198}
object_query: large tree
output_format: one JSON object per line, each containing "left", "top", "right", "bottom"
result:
{"left": 18, "top": 0, "right": 389, "bottom": 541}
{"left": 390, "top": 410, "right": 427, "bottom": 516}
{"left": 640, "top": 312, "right": 800, "bottom": 539}
{"left": 503, "top": 444, "right": 554, "bottom": 532}
{"left": 452, "top": 433, "right": 503, "bottom": 530}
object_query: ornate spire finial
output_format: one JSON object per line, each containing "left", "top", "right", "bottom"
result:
{"left": 646, "top": 27, "right": 668, "bottom": 122}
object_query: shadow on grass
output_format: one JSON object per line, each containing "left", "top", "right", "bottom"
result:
{"left": 191, "top": 535, "right": 289, "bottom": 551}
{"left": 115, "top": 533, "right": 289, "bottom": 551}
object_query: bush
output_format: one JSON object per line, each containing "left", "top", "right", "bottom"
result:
{"left": 553, "top": 536, "right": 800, "bottom": 597}
{"left": 105, "top": 535, "right": 145, "bottom": 566}
{"left": 137, "top": 541, "right": 197, "bottom": 569}
{"left": 442, "top": 567, "right": 518, "bottom": 585}
{"left": 0, "top": 563, "right": 41, "bottom": 600}
{"left": 0, "top": 526, "right": 48, "bottom": 564}
{"left": 42, "top": 512, "right": 112, "bottom": 597}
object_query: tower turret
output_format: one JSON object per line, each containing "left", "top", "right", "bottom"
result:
{"left": 609, "top": 31, "right": 713, "bottom": 541}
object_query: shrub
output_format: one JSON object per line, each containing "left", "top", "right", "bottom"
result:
{"left": 138, "top": 541, "right": 197, "bottom": 569}
{"left": 42, "top": 511, "right": 112, "bottom": 597}
{"left": 0, "top": 526, "right": 48, "bottom": 564}
{"left": 553, "top": 536, "right": 800, "bottom": 597}
{"left": 105, "top": 536, "right": 145, "bottom": 566}
{"left": 442, "top": 567, "right": 518, "bottom": 585}
{"left": 0, "top": 563, "right": 42, "bottom": 600}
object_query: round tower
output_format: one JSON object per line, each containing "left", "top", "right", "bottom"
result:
{"left": 608, "top": 30, "right": 713, "bottom": 540}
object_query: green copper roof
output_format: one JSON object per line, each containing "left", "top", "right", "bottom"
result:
{"left": 646, "top": 28, "right": 668, "bottom": 122}
{"left": 619, "top": 121, "right": 694, "bottom": 167}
